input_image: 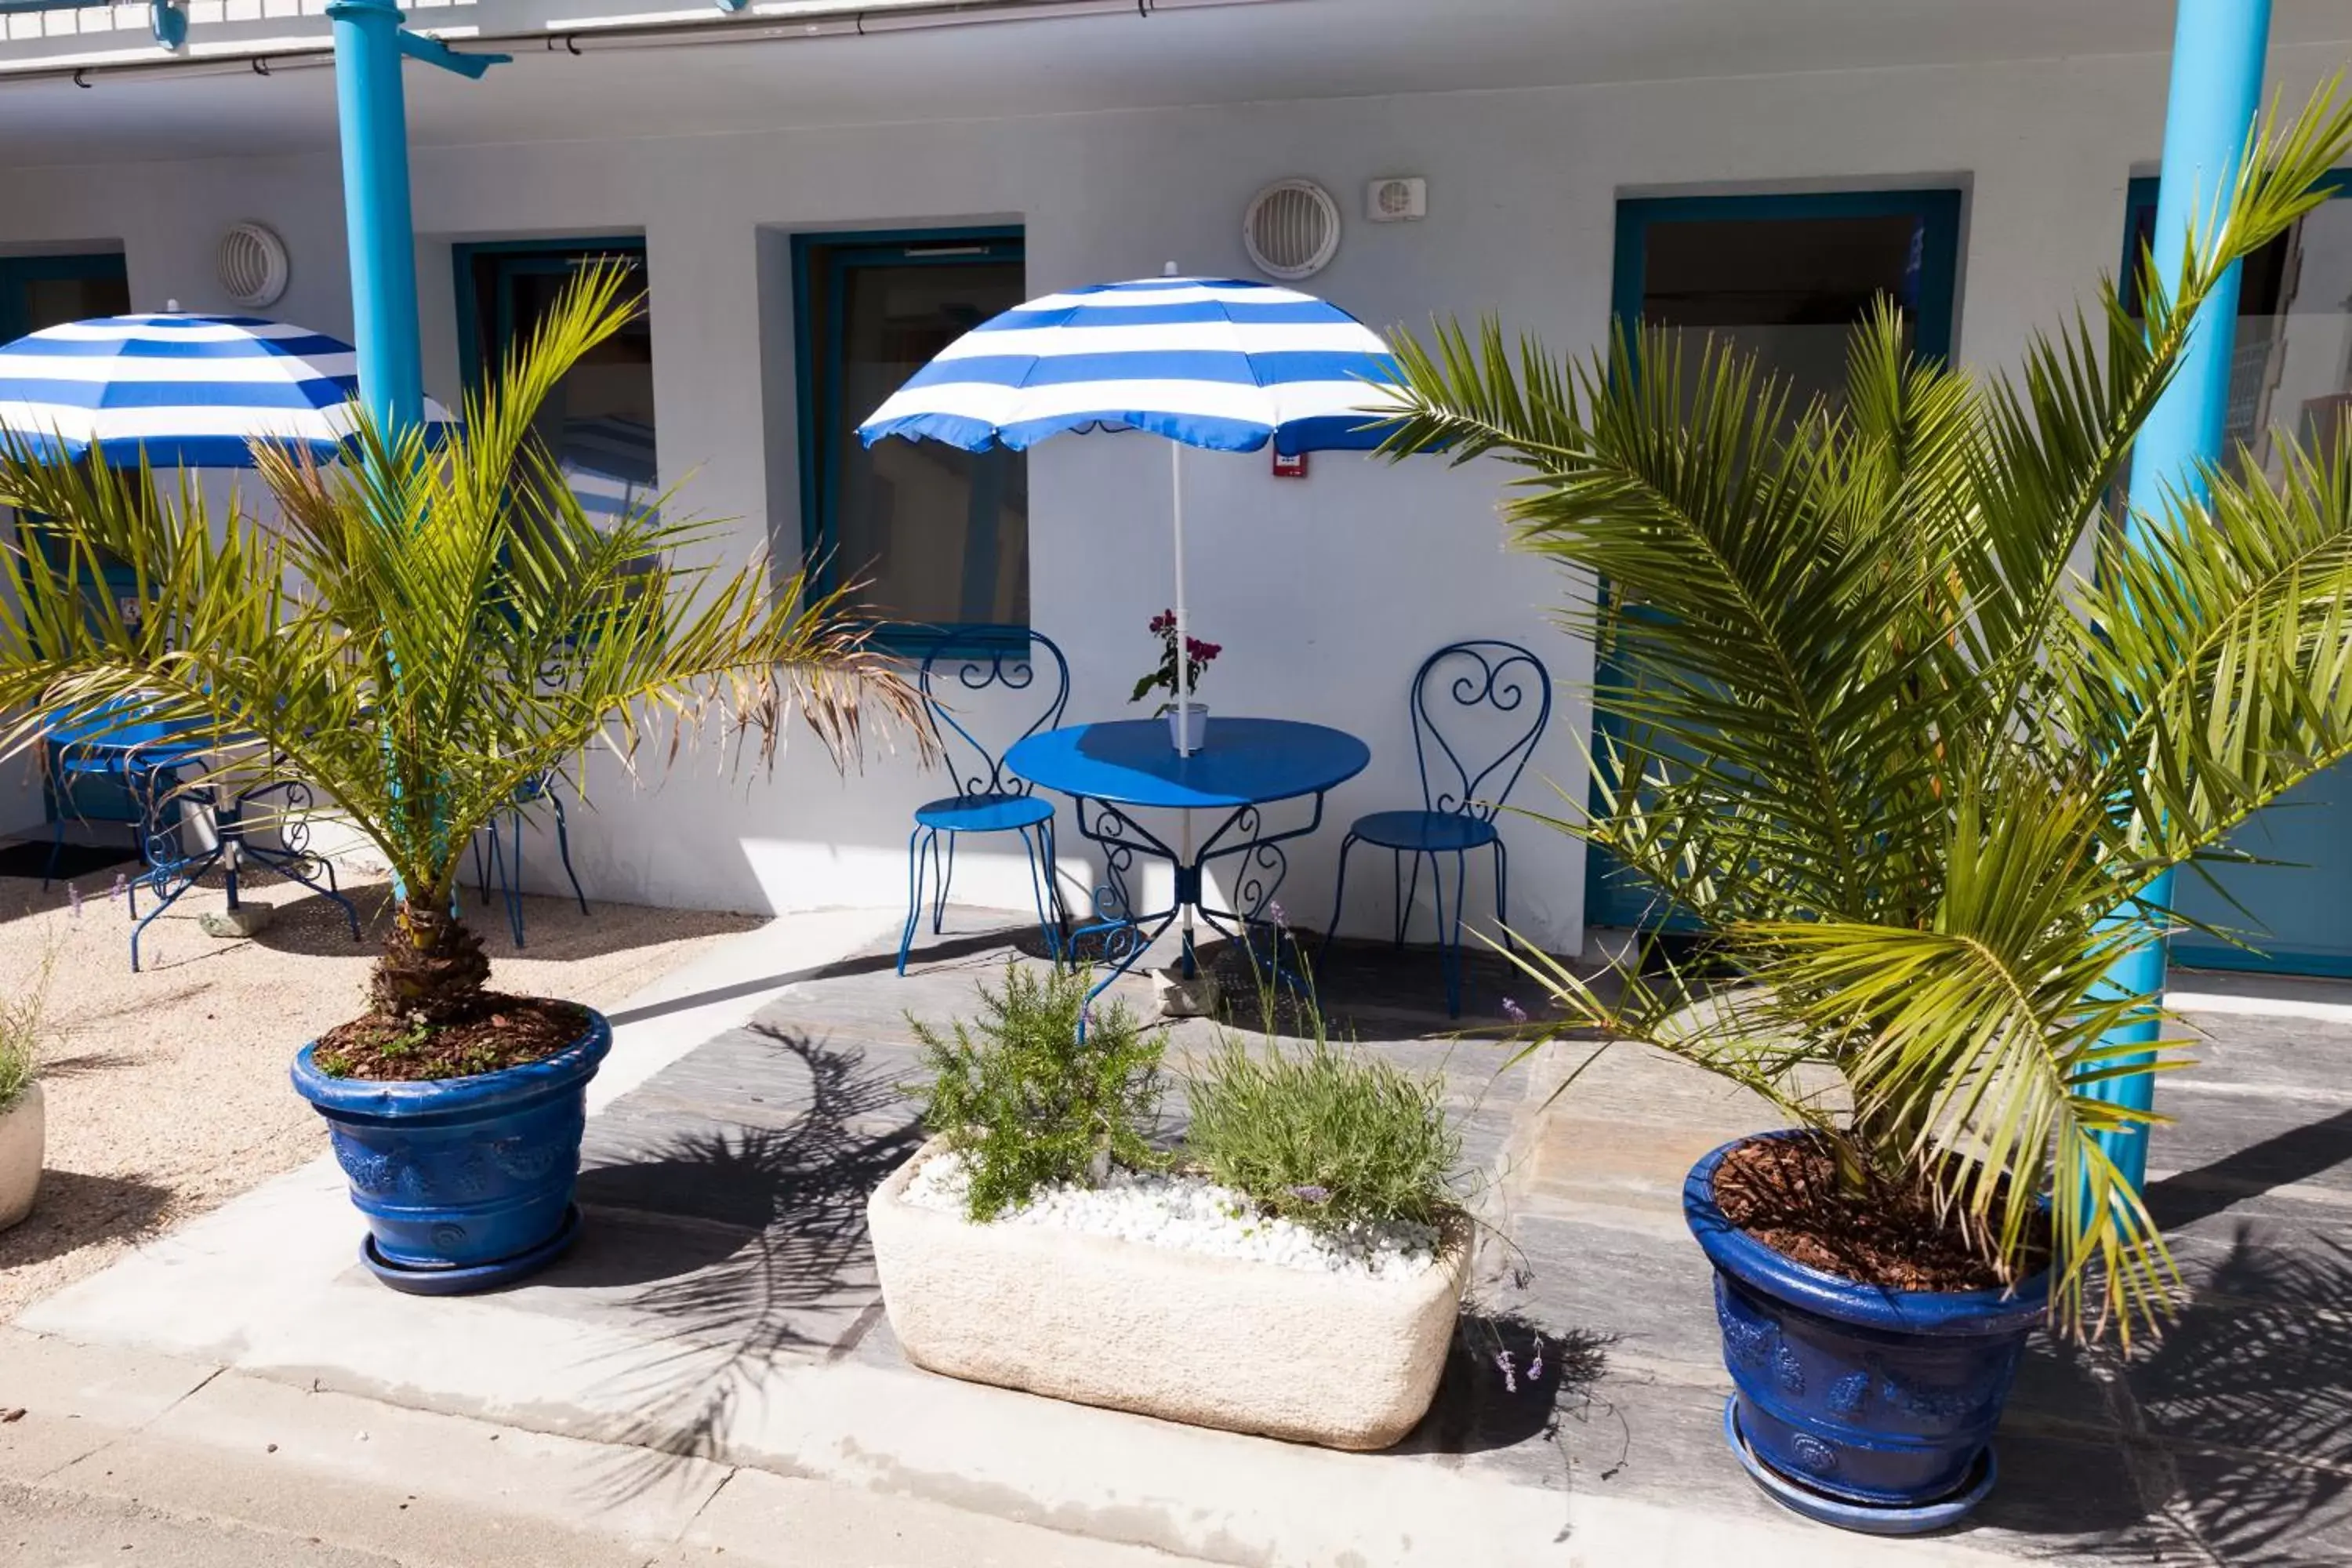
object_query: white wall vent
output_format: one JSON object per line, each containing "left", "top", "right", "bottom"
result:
{"left": 217, "top": 222, "right": 290, "bottom": 310}
{"left": 1243, "top": 179, "right": 1341, "bottom": 281}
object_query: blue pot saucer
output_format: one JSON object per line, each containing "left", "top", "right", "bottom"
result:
{"left": 360, "top": 1204, "right": 583, "bottom": 1296}
{"left": 1724, "top": 1396, "right": 1997, "bottom": 1537}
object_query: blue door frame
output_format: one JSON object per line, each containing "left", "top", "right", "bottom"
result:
{"left": 1, "top": 252, "right": 137, "bottom": 832}
{"left": 1588, "top": 188, "right": 1964, "bottom": 932}
{"left": 789, "top": 227, "right": 1025, "bottom": 652}
{"left": 2120, "top": 170, "right": 2352, "bottom": 978}
{"left": 0, "top": 252, "right": 129, "bottom": 346}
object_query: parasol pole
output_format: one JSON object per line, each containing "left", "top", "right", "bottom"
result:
{"left": 1172, "top": 437, "right": 1197, "bottom": 967}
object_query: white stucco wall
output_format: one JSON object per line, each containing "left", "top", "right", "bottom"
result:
{"left": 4, "top": 36, "right": 2348, "bottom": 954}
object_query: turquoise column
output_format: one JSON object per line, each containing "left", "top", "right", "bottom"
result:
{"left": 325, "top": 0, "right": 426, "bottom": 436}
{"left": 2096, "top": 0, "right": 2273, "bottom": 1189}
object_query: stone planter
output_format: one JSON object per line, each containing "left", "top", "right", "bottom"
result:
{"left": 0, "top": 1081, "right": 42, "bottom": 1232}
{"left": 868, "top": 1139, "right": 1470, "bottom": 1450}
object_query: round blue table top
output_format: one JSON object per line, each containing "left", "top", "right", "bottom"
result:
{"left": 45, "top": 700, "right": 254, "bottom": 771}
{"left": 1006, "top": 717, "right": 1370, "bottom": 811}
{"left": 44, "top": 699, "right": 215, "bottom": 760}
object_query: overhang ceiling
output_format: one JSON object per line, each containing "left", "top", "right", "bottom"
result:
{"left": 4, "top": 0, "right": 2352, "bottom": 167}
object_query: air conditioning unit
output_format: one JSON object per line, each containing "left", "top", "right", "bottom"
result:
{"left": 1367, "top": 177, "right": 1427, "bottom": 223}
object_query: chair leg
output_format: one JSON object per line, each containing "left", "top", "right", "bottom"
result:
{"left": 1494, "top": 837, "right": 1514, "bottom": 953}
{"left": 1396, "top": 851, "right": 1423, "bottom": 948}
{"left": 482, "top": 820, "right": 522, "bottom": 949}
{"left": 933, "top": 833, "right": 956, "bottom": 934}
{"left": 1436, "top": 850, "right": 1468, "bottom": 1019}
{"left": 898, "top": 826, "right": 930, "bottom": 976}
{"left": 1018, "top": 826, "right": 1061, "bottom": 964}
{"left": 1040, "top": 818, "right": 1070, "bottom": 960}
{"left": 42, "top": 810, "right": 63, "bottom": 892}
{"left": 1322, "top": 833, "right": 1361, "bottom": 973}
{"left": 506, "top": 810, "right": 529, "bottom": 949}
{"left": 550, "top": 792, "right": 590, "bottom": 916}
{"left": 473, "top": 826, "right": 492, "bottom": 903}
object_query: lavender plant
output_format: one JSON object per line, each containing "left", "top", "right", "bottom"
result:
{"left": 1185, "top": 1024, "right": 1463, "bottom": 1235}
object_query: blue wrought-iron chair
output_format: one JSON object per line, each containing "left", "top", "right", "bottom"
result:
{"left": 900, "top": 626, "right": 1069, "bottom": 975}
{"left": 471, "top": 772, "right": 591, "bottom": 949}
{"left": 1323, "top": 640, "right": 1552, "bottom": 1017}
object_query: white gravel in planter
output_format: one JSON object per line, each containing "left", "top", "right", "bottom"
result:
{"left": 901, "top": 1150, "right": 1446, "bottom": 1280}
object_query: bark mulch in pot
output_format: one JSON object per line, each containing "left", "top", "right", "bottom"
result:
{"left": 1711, "top": 1133, "right": 2051, "bottom": 1294}
{"left": 312, "top": 995, "right": 589, "bottom": 1082}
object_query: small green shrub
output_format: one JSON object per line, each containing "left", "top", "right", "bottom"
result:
{"left": 0, "top": 942, "right": 57, "bottom": 1112}
{"left": 912, "top": 964, "right": 1163, "bottom": 1222}
{"left": 1185, "top": 1033, "right": 1463, "bottom": 1234}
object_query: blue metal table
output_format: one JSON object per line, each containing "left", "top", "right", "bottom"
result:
{"left": 44, "top": 700, "right": 361, "bottom": 969}
{"left": 1004, "top": 717, "right": 1370, "bottom": 999}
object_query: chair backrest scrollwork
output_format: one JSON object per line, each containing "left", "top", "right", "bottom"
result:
{"left": 1410, "top": 640, "right": 1552, "bottom": 823}
{"left": 915, "top": 625, "right": 1070, "bottom": 800}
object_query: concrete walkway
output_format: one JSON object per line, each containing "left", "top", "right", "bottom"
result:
{"left": 0, "top": 1327, "right": 1182, "bottom": 1566}
{"left": 9, "top": 906, "right": 2350, "bottom": 1566}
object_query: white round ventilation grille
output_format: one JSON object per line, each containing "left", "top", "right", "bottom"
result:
{"left": 217, "top": 221, "right": 290, "bottom": 310}
{"left": 1243, "top": 179, "right": 1341, "bottom": 281}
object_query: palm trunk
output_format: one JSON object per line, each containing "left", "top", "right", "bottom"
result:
{"left": 368, "top": 897, "right": 492, "bottom": 1025}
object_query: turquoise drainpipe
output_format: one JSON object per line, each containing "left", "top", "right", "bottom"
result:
{"left": 2096, "top": 0, "right": 2274, "bottom": 1190}
{"left": 325, "top": 0, "right": 426, "bottom": 436}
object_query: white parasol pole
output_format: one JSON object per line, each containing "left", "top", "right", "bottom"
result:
{"left": 1172, "top": 437, "right": 1196, "bottom": 963}
{"left": 1172, "top": 438, "right": 1191, "bottom": 754}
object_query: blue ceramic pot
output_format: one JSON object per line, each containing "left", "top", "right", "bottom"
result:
{"left": 291, "top": 1008, "right": 611, "bottom": 1289}
{"left": 1684, "top": 1134, "right": 2048, "bottom": 1526}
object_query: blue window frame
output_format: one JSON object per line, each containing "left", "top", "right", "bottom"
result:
{"left": 1589, "top": 188, "right": 1964, "bottom": 933}
{"left": 790, "top": 227, "right": 1027, "bottom": 648}
{"left": 0, "top": 251, "right": 129, "bottom": 347}
{"left": 453, "top": 237, "right": 658, "bottom": 530}
{"left": 2, "top": 251, "right": 136, "bottom": 831}
{"left": 2122, "top": 171, "right": 2352, "bottom": 978}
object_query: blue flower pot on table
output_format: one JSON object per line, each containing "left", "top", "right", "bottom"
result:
{"left": 1683, "top": 1134, "right": 2049, "bottom": 1535}
{"left": 290, "top": 1008, "right": 611, "bottom": 1294}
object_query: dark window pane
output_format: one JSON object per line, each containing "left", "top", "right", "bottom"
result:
{"left": 468, "top": 247, "right": 658, "bottom": 528}
{"left": 1639, "top": 212, "right": 1933, "bottom": 409}
{"left": 804, "top": 242, "right": 1028, "bottom": 630}
{"left": 24, "top": 273, "right": 129, "bottom": 331}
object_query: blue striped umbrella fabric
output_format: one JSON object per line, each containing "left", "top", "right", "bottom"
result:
{"left": 856, "top": 276, "right": 1403, "bottom": 457}
{"left": 0, "top": 313, "right": 456, "bottom": 469}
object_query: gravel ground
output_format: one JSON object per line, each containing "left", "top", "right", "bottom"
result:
{"left": 0, "top": 858, "right": 760, "bottom": 1320}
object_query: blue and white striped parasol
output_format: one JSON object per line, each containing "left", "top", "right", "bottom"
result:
{"left": 0, "top": 312, "right": 456, "bottom": 468}
{"left": 858, "top": 274, "right": 1400, "bottom": 456}
{"left": 858, "top": 273, "right": 1404, "bottom": 760}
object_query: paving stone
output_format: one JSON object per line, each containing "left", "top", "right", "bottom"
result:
{"left": 404, "top": 907, "right": 2352, "bottom": 1563}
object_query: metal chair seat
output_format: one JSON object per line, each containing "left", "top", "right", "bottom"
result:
{"left": 1346, "top": 808, "right": 1500, "bottom": 854}
{"left": 916, "top": 791, "right": 1054, "bottom": 833}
